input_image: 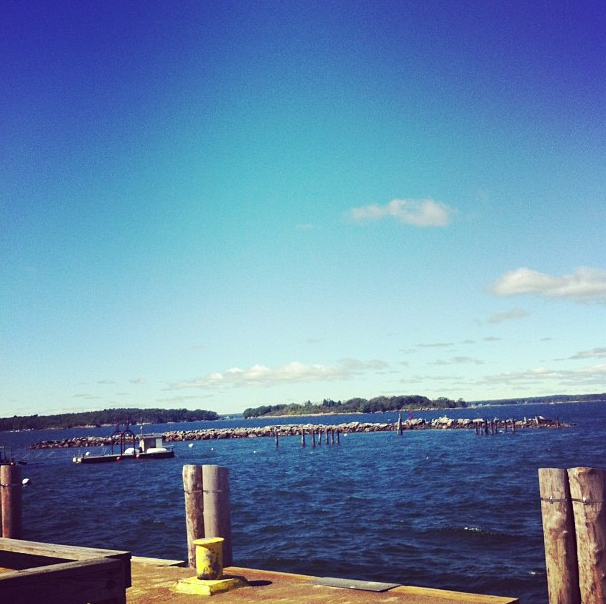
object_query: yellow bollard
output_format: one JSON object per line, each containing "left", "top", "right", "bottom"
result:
{"left": 194, "top": 537, "right": 224, "bottom": 580}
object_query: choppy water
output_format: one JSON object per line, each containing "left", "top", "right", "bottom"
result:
{"left": 3, "top": 401, "right": 605, "bottom": 604}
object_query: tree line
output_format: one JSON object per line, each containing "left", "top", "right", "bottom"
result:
{"left": 243, "top": 395, "right": 465, "bottom": 418}
{"left": 0, "top": 407, "right": 219, "bottom": 432}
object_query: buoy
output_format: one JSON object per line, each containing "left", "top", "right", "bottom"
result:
{"left": 22, "top": 477, "right": 30, "bottom": 486}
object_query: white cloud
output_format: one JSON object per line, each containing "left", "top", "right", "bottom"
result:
{"left": 169, "top": 359, "right": 388, "bottom": 390}
{"left": 349, "top": 198, "right": 452, "bottom": 227}
{"left": 489, "top": 308, "right": 529, "bottom": 324}
{"left": 491, "top": 267, "right": 606, "bottom": 303}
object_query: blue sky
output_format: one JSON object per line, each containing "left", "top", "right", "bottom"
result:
{"left": 2, "top": 0, "right": 605, "bottom": 416}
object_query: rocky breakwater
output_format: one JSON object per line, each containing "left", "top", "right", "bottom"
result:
{"left": 29, "top": 415, "right": 567, "bottom": 449}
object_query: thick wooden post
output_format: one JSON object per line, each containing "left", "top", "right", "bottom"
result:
{"left": 0, "top": 464, "right": 22, "bottom": 538}
{"left": 397, "top": 414, "right": 403, "bottom": 435}
{"left": 311, "top": 431, "right": 316, "bottom": 448}
{"left": 183, "top": 464, "right": 204, "bottom": 569}
{"left": 568, "top": 467, "right": 606, "bottom": 604}
{"left": 202, "top": 465, "right": 232, "bottom": 567}
{"left": 301, "top": 430, "right": 306, "bottom": 447}
{"left": 275, "top": 430, "right": 279, "bottom": 448}
{"left": 539, "top": 468, "right": 581, "bottom": 604}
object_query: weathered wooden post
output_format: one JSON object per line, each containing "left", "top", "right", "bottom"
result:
{"left": 512, "top": 418, "right": 516, "bottom": 433}
{"left": 311, "top": 431, "right": 316, "bottom": 448}
{"left": 275, "top": 430, "right": 279, "bottom": 448}
{"left": 539, "top": 468, "right": 580, "bottom": 604}
{"left": 183, "top": 464, "right": 204, "bottom": 569}
{"left": 202, "top": 465, "right": 233, "bottom": 567}
{"left": 336, "top": 429, "right": 340, "bottom": 444}
{"left": 568, "top": 467, "right": 606, "bottom": 604}
{"left": 397, "top": 413, "right": 403, "bottom": 435}
{"left": 0, "top": 464, "right": 23, "bottom": 539}
{"left": 301, "top": 429, "right": 306, "bottom": 447}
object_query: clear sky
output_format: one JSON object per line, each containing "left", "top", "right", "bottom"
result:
{"left": 2, "top": 0, "right": 605, "bottom": 417}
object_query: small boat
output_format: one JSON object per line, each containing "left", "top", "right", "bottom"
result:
{"left": 72, "top": 425, "right": 174, "bottom": 464}
{"left": 132, "top": 434, "right": 175, "bottom": 460}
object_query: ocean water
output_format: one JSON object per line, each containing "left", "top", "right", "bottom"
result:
{"left": 3, "top": 401, "right": 605, "bottom": 604}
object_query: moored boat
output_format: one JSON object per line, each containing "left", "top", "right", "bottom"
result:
{"left": 72, "top": 426, "right": 174, "bottom": 463}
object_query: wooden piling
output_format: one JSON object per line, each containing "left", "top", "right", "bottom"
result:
{"left": 512, "top": 418, "right": 516, "bottom": 433}
{"left": 301, "top": 429, "right": 306, "bottom": 447}
{"left": 311, "top": 431, "right": 316, "bottom": 448}
{"left": 397, "top": 413, "right": 403, "bottom": 435}
{"left": 275, "top": 430, "right": 279, "bottom": 448}
{"left": 568, "top": 467, "right": 606, "bottom": 604}
{"left": 331, "top": 429, "right": 335, "bottom": 445}
{"left": 539, "top": 468, "right": 580, "bottom": 604}
{"left": 202, "top": 465, "right": 233, "bottom": 567}
{"left": 336, "top": 430, "right": 340, "bottom": 444}
{"left": 0, "top": 464, "right": 22, "bottom": 539}
{"left": 182, "top": 464, "right": 204, "bottom": 569}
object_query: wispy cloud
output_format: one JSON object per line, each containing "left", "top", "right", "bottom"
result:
{"left": 429, "top": 356, "right": 484, "bottom": 366}
{"left": 491, "top": 267, "right": 606, "bottom": 303}
{"left": 417, "top": 342, "right": 454, "bottom": 348}
{"left": 569, "top": 348, "right": 606, "bottom": 360}
{"left": 488, "top": 308, "right": 529, "bottom": 324}
{"left": 485, "top": 363, "right": 606, "bottom": 386}
{"left": 169, "top": 359, "right": 389, "bottom": 390}
{"left": 349, "top": 198, "right": 453, "bottom": 227}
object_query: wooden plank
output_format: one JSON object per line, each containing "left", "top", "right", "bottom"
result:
{"left": 538, "top": 468, "right": 580, "bottom": 604}
{"left": 568, "top": 467, "right": 606, "bottom": 604}
{"left": 0, "top": 558, "right": 125, "bottom": 604}
{"left": 0, "top": 537, "right": 129, "bottom": 560}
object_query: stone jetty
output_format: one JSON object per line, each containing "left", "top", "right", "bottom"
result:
{"left": 29, "top": 415, "right": 567, "bottom": 449}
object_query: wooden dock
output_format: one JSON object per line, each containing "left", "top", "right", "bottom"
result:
{"left": 127, "top": 558, "right": 520, "bottom": 604}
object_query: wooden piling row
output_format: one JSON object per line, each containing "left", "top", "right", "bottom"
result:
{"left": 473, "top": 419, "right": 518, "bottom": 436}
{"left": 539, "top": 466, "right": 606, "bottom": 604}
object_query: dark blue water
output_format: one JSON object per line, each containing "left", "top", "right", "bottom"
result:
{"left": 3, "top": 402, "right": 604, "bottom": 603}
